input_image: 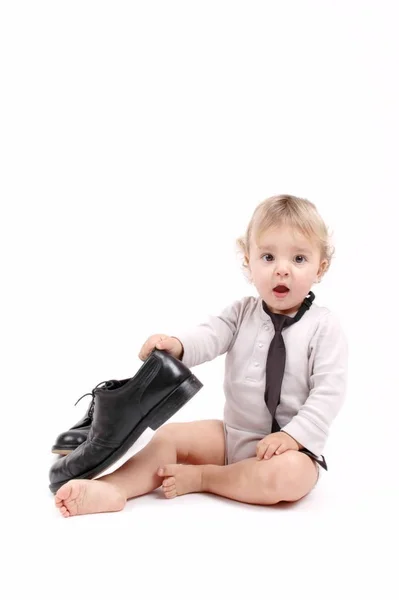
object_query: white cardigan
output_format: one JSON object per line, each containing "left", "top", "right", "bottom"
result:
{"left": 174, "top": 295, "right": 348, "bottom": 463}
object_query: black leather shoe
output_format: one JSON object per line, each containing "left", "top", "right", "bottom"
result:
{"left": 51, "top": 381, "right": 116, "bottom": 455}
{"left": 49, "top": 350, "right": 203, "bottom": 493}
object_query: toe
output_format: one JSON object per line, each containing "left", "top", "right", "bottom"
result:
{"left": 56, "top": 483, "right": 73, "bottom": 502}
{"left": 162, "top": 476, "right": 175, "bottom": 488}
{"left": 164, "top": 487, "right": 177, "bottom": 499}
{"left": 158, "top": 464, "right": 178, "bottom": 477}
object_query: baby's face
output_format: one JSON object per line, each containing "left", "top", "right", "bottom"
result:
{"left": 247, "top": 225, "right": 327, "bottom": 315}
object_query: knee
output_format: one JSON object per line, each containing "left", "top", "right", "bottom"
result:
{"left": 152, "top": 423, "right": 185, "bottom": 455}
{"left": 152, "top": 423, "right": 188, "bottom": 463}
{"left": 270, "top": 451, "right": 304, "bottom": 495}
{"left": 272, "top": 451, "right": 318, "bottom": 502}
{"left": 152, "top": 423, "right": 178, "bottom": 443}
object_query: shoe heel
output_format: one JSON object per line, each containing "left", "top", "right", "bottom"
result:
{"left": 148, "top": 374, "right": 203, "bottom": 430}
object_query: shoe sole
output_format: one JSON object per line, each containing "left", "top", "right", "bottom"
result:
{"left": 49, "top": 373, "right": 203, "bottom": 493}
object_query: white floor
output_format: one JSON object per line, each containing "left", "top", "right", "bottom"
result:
{"left": 7, "top": 368, "right": 397, "bottom": 600}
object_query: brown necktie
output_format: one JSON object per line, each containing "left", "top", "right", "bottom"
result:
{"left": 262, "top": 291, "right": 327, "bottom": 470}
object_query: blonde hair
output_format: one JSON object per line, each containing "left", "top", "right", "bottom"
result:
{"left": 236, "top": 194, "right": 335, "bottom": 283}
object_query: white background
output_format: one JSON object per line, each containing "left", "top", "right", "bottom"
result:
{"left": 1, "top": 1, "right": 398, "bottom": 598}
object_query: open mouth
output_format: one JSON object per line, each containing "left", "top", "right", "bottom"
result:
{"left": 273, "top": 285, "right": 290, "bottom": 298}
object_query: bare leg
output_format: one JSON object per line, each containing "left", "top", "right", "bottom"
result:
{"left": 54, "top": 419, "right": 225, "bottom": 517}
{"left": 159, "top": 451, "right": 319, "bottom": 505}
{"left": 99, "top": 433, "right": 178, "bottom": 498}
{"left": 54, "top": 433, "right": 177, "bottom": 517}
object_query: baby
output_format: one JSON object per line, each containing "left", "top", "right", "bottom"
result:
{"left": 55, "top": 194, "right": 348, "bottom": 517}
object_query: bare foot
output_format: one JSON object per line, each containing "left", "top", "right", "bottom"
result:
{"left": 55, "top": 479, "right": 126, "bottom": 517}
{"left": 157, "top": 464, "right": 204, "bottom": 499}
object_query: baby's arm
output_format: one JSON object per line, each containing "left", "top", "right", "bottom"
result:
{"left": 281, "top": 311, "right": 349, "bottom": 457}
{"left": 173, "top": 298, "right": 245, "bottom": 368}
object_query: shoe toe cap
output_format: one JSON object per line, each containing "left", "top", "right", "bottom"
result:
{"left": 52, "top": 428, "right": 89, "bottom": 450}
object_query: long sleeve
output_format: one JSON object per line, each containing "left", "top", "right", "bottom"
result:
{"left": 281, "top": 311, "right": 349, "bottom": 456}
{"left": 173, "top": 299, "right": 244, "bottom": 369}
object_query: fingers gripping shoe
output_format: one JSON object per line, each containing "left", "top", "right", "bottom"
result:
{"left": 51, "top": 381, "right": 116, "bottom": 455}
{"left": 49, "top": 350, "right": 203, "bottom": 493}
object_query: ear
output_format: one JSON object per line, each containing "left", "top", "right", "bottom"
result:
{"left": 244, "top": 255, "right": 253, "bottom": 283}
{"left": 316, "top": 258, "right": 328, "bottom": 281}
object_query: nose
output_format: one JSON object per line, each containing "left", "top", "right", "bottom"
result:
{"left": 274, "top": 260, "right": 290, "bottom": 277}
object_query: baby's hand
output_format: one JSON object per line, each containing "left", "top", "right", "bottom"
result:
{"left": 138, "top": 334, "right": 184, "bottom": 361}
{"left": 256, "top": 432, "right": 299, "bottom": 460}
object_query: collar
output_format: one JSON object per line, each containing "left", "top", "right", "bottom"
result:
{"left": 257, "top": 291, "right": 315, "bottom": 323}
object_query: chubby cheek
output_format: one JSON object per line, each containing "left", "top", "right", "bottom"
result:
{"left": 250, "top": 270, "right": 271, "bottom": 292}
{"left": 294, "top": 277, "right": 312, "bottom": 291}
{"left": 290, "top": 281, "right": 312, "bottom": 299}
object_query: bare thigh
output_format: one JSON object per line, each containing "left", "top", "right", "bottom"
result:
{"left": 153, "top": 419, "right": 226, "bottom": 466}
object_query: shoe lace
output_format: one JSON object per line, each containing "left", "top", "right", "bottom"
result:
{"left": 74, "top": 380, "right": 109, "bottom": 415}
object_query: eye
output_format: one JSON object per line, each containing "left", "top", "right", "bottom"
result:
{"left": 261, "top": 253, "right": 274, "bottom": 262}
{"left": 295, "top": 255, "right": 307, "bottom": 264}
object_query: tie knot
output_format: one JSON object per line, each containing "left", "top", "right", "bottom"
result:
{"left": 261, "top": 293, "right": 315, "bottom": 332}
{"left": 270, "top": 313, "right": 291, "bottom": 332}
